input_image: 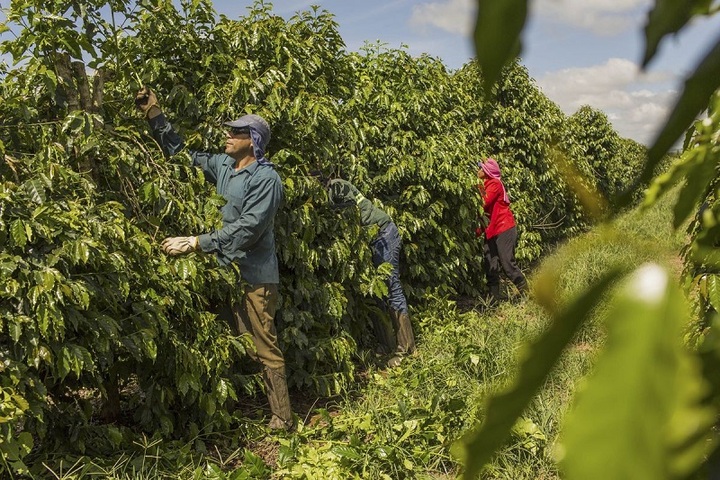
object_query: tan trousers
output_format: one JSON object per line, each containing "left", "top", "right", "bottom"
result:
{"left": 232, "top": 284, "right": 285, "bottom": 370}
{"left": 232, "top": 284, "right": 293, "bottom": 427}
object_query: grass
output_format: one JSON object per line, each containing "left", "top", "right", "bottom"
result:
{"left": 32, "top": 188, "right": 687, "bottom": 479}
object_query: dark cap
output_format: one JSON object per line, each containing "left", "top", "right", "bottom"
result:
{"left": 224, "top": 114, "right": 271, "bottom": 159}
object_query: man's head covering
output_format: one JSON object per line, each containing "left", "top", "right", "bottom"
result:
{"left": 225, "top": 114, "right": 272, "bottom": 164}
{"left": 478, "top": 157, "right": 510, "bottom": 203}
{"left": 479, "top": 158, "right": 502, "bottom": 179}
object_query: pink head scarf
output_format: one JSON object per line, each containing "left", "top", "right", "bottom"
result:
{"left": 479, "top": 158, "right": 510, "bottom": 203}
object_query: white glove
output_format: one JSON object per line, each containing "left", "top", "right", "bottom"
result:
{"left": 161, "top": 236, "right": 198, "bottom": 256}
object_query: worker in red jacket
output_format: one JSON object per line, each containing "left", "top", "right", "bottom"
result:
{"left": 477, "top": 158, "right": 528, "bottom": 303}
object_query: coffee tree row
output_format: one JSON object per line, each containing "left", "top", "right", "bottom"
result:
{"left": 0, "top": 0, "right": 645, "bottom": 471}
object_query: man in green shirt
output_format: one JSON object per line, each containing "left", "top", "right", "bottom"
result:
{"left": 326, "top": 178, "right": 416, "bottom": 367}
{"left": 135, "top": 87, "right": 293, "bottom": 430}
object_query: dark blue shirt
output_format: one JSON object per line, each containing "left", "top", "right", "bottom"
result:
{"left": 149, "top": 114, "right": 283, "bottom": 284}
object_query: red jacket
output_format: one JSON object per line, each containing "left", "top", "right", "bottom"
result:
{"left": 480, "top": 178, "right": 515, "bottom": 239}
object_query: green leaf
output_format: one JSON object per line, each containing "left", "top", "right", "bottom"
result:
{"left": 453, "top": 268, "right": 625, "bottom": 479}
{"left": 200, "top": 394, "right": 216, "bottom": 416}
{"left": 62, "top": 111, "right": 87, "bottom": 134}
{"left": 642, "top": 149, "right": 698, "bottom": 209}
{"left": 642, "top": 0, "right": 711, "bottom": 67}
{"left": 9, "top": 460, "right": 29, "bottom": 475}
{"left": 175, "top": 257, "right": 198, "bottom": 280}
{"left": 332, "top": 444, "right": 363, "bottom": 461}
{"left": 140, "top": 181, "right": 160, "bottom": 202}
{"left": 16, "top": 432, "right": 33, "bottom": 456}
{"left": 707, "top": 275, "right": 720, "bottom": 312}
{"left": 1, "top": 441, "right": 20, "bottom": 461}
{"left": 58, "top": 347, "right": 72, "bottom": 380}
{"left": 11, "top": 394, "right": 30, "bottom": 413}
{"left": 8, "top": 322, "right": 22, "bottom": 342}
{"left": 24, "top": 178, "right": 46, "bottom": 204}
{"left": 561, "top": 264, "right": 714, "bottom": 480}
{"left": 10, "top": 220, "right": 27, "bottom": 247}
{"left": 671, "top": 148, "right": 716, "bottom": 228}
{"left": 36, "top": 270, "right": 56, "bottom": 290}
{"left": 71, "top": 240, "right": 90, "bottom": 264}
{"left": 106, "top": 427, "right": 123, "bottom": 447}
{"left": 637, "top": 38, "right": 720, "bottom": 200}
{"left": 511, "top": 417, "right": 545, "bottom": 454}
{"left": 473, "top": 0, "right": 528, "bottom": 95}
{"left": 215, "top": 378, "right": 228, "bottom": 404}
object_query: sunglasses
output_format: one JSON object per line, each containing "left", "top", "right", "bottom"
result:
{"left": 229, "top": 126, "right": 251, "bottom": 136}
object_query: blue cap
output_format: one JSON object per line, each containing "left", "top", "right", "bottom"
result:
{"left": 225, "top": 114, "right": 271, "bottom": 161}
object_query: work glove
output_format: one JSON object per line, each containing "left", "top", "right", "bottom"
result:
{"left": 161, "top": 236, "right": 198, "bottom": 256}
{"left": 135, "top": 86, "right": 162, "bottom": 119}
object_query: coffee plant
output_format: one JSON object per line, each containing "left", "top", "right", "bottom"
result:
{"left": 0, "top": 0, "right": 645, "bottom": 474}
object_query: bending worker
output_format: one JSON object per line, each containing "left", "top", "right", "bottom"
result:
{"left": 326, "top": 177, "right": 416, "bottom": 368}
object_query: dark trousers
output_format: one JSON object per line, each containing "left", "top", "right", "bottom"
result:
{"left": 483, "top": 226, "right": 526, "bottom": 288}
{"left": 370, "top": 221, "right": 409, "bottom": 314}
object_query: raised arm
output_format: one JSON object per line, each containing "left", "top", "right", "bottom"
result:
{"left": 135, "top": 86, "right": 223, "bottom": 183}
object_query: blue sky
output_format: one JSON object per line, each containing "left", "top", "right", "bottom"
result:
{"left": 1, "top": 0, "right": 717, "bottom": 145}
{"left": 212, "top": 0, "right": 720, "bottom": 146}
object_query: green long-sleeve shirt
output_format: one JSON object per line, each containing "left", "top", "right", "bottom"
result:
{"left": 149, "top": 114, "right": 283, "bottom": 285}
{"left": 327, "top": 179, "right": 391, "bottom": 232}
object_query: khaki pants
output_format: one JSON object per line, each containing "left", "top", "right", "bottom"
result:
{"left": 232, "top": 283, "right": 293, "bottom": 427}
{"left": 232, "top": 284, "right": 285, "bottom": 370}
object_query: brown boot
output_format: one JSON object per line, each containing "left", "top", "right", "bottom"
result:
{"left": 392, "top": 310, "right": 416, "bottom": 354}
{"left": 263, "top": 366, "right": 294, "bottom": 431}
{"left": 387, "top": 310, "right": 416, "bottom": 368}
{"left": 371, "top": 311, "right": 396, "bottom": 354}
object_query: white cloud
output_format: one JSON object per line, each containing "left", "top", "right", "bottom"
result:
{"left": 532, "top": 0, "right": 651, "bottom": 35}
{"left": 407, "top": 0, "right": 651, "bottom": 37}
{"left": 537, "top": 58, "right": 677, "bottom": 145}
{"left": 409, "top": 0, "right": 476, "bottom": 36}
{"left": 549, "top": 0, "right": 649, "bottom": 12}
